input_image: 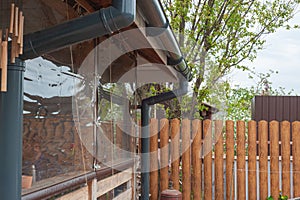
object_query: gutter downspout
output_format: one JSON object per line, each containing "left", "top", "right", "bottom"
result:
{"left": 0, "top": 59, "right": 25, "bottom": 200}
{"left": 21, "top": 0, "right": 136, "bottom": 60}
{"left": 141, "top": 80, "right": 188, "bottom": 200}
{"left": 137, "top": 1, "right": 192, "bottom": 199}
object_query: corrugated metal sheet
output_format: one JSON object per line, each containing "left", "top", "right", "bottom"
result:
{"left": 252, "top": 96, "right": 300, "bottom": 122}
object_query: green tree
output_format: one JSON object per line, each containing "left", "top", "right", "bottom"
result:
{"left": 224, "top": 70, "right": 294, "bottom": 121}
{"left": 162, "top": 0, "right": 299, "bottom": 107}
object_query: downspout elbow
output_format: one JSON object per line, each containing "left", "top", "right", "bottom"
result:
{"left": 100, "top": 0, "right": 136, "bottom": 34}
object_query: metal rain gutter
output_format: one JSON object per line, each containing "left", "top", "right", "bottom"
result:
{"left": 137, "top": 0, "right": 192, "bottom": 81}
{"left": 21, "top": 0, "right": 136, "bottom": 60}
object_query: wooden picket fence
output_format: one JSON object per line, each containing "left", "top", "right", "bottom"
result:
{"left": 148, "top": 119, "right": 300, "bottom": 200}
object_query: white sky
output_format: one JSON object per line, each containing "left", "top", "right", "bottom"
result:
{"left": 230, "top": 11, "right": 300, "bottom": 95}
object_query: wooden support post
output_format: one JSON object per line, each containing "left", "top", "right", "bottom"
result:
{"left": 88, "top": 178, "right": 97, "bottom": 200}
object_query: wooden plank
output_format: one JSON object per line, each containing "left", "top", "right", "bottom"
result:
{"left": 259, "top": 120, "right": 268, "bottom": 200}
{"left": 9, "top": 4, "right": 15, "bottom": 34}
{"left": 248, "top": 121, "right": 257, "bottom": 200}
{"left": 214, "top": 120, "right": 224, "bottom": 200}
{"left": 170, "top": 118, "right": 180, "bottom": 190}
{"left": 96, "top": 168, "right": 132, "bottom": 197}
{"left": 57, "top": 186, "right": 89, "bottom": 200}
{"left": 226, "top": 120, "right": 235, "bottom": 200}
{"left": 112, "top": 188, "right": 132, "bottom": 200}
{"left": 237, "top": 121, "right": 246, "bottom": 200}
{"left": 150, "top": 118, "right": 158, "bottom": 200}
{"left": 292, "top": 121, "right": 300, "bottom": 197}
{"left": 281, "top": 121, "right": 291, "bottom": 197}
{"left": 270, "top": 121, "right": 279, "bottom": 198}
{"left": 182, "top": 119, "right": 191, "bottom": 200}
{"left": 192, "top": 119, "right": 202, "bottom": 200}
{"left": 203, "top": 120, "right": 212, "bottom": 200}
{"left": 160, "top": 118, "right": 169, "bottom": 192}
{"left": 88, "top": 179, "right": 97, "bottom": 200}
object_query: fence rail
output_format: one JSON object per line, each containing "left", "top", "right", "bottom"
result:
{"left": 149, "top": 119, "right": 300, "bottom": 200}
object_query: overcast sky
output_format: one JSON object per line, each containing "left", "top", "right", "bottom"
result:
{"left": 230, "top": 11, "right": 300, "bottom": 95}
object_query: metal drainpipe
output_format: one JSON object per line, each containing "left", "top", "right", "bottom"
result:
{"left": 141, "top": 80, "right": 188, "bottom": 200}
{"left": 0, "top": 58, "right": 25, "bottom": 200}
{"left": 21, "top": 0, "right": 136, "bottom": 60}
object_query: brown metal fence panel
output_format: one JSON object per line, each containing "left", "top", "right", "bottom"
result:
{"left": 252, "top": 96, "right": 300, "bottom": 122}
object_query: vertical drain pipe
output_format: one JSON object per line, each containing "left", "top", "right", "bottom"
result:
{"left": 141, "top": 80, "right": 188, "bottom": 200}
{"left": 0, "top": 59, "right": 25, "bottom": 200}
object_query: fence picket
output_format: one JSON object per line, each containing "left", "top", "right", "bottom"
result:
{"left": 170, "top": 119, "right": 180, "bottom": 190}
{"left": 140, "top": 119, "right": 300, "bottom": 200}
{"left": 150, "top": 118, "right": 158, "bottom": 200}
{"left": 292, "top": 121, "right": 300, "bottom": 197}
{"left": 182, "top": 119, "right": 191, "bottom": 200}
{"left": 160, "top": 118, "right": 169, "bottom": 192}
{"left": 226, "top": 120, "right": 235, "bottom": 200}
{"left": 281, "top": 121, "right": 291, "bottom": 197}
{"left": 237, "top": 121, "right": 246, "bottom": 200}
{"left": 204, "top": 120, "right": 212, "bottom": 200}
{"left": 192, "top": 119, "right": 202, "bottom": 200}
{"left": 270, "top": 121, "right": 279, "bottom": 198}
{"left": 248, "top": 121, "right": 257, "bottom": 200}
{"left": 259, "top": 120, "right": 268, "bottom": 200}
{"left": 214, "top": 120, "right": 224, "bottom": 200}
